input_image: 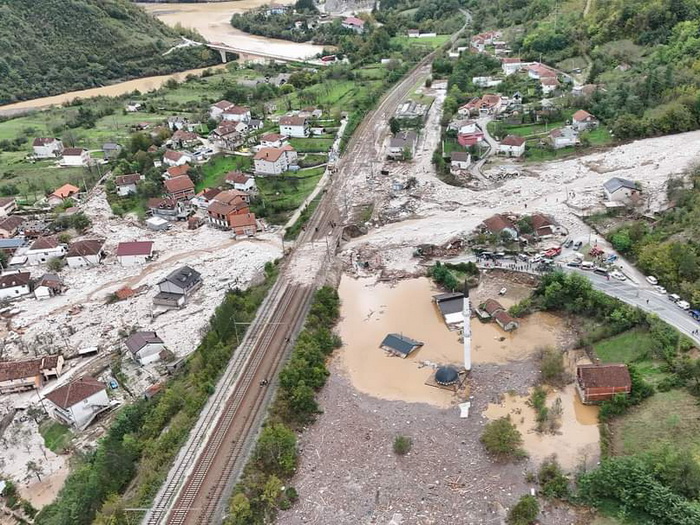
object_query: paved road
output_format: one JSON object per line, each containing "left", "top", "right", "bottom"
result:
{"left": 445, "top": 255, "right": 700, "bottom": 345}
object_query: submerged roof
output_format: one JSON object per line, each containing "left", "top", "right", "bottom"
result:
{"left": 380, "top": 333, "right": 424, "bottom": 356}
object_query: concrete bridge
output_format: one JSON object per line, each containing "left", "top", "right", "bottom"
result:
{"left": 206, "top": 42, "right": 313, "bottom": 64}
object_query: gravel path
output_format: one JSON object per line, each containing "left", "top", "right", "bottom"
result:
{"left": 279, "top": 358, "right": 585, "bottom": 525}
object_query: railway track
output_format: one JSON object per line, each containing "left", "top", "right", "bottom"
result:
{"left": 145, "top": 19, "right": 470, "bottom": 524}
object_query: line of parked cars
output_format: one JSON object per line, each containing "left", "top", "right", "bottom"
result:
{"left": 646, "top": 275, "right": 697, "bottom": 315}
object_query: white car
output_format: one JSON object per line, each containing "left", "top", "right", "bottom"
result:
{"left": 498, "top": 287, "right": 507, "bottom": 296}
{"left": 654, "top": 285, "right": 667, "bottom": 294}
{"left": 611, "top": 271, "right": 626, "bottom": 281}
{"left": 677, "top": 300, "right": 691, "bottom": 310}
{"left": 646, "top": 276, "right": 658, "bottom": 285}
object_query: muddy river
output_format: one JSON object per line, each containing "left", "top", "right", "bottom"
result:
{"left": 336, "top": 276, "right": 566, "bottom": 407}
{"left": 0, "top": 1, "right": 325, "bottom": 115}
{"left": 139, "top": 1, "right": 327, "bottom": 59}
{"left": 484, "top": 386, "right": 600, "bottom": 470}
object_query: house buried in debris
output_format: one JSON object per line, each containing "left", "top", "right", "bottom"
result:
{"left": 0, "top": 355, "right": 64, "bottom": 394}
{"left": 43, "top": 376, "right": 110, "bottom": 430}
{"left": 154, "top": 265, "right": 202, "bottom": 309}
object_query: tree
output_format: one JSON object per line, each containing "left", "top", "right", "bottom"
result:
{"left": 480, "top": 417, "right": 525, "bottom": 461}
{"left": 26, "top": 460, "right": 43, "bottom": 482}
{"left": 537, "top": 456, "right": 569, "bottom": 498}
{"left": 225, "top": 493, "right": 253, "bottom": 525}
{"left": 47, "top": 257, "right": 65, "bottom": 273}
{"left": 389, "top": 117, "right": 401, "bottom": 134}
{"left": 507, "top": 495, "right": 539, "bottom": 525}
{"left": 254, "top": 424, "right": 297, "bottom": 477}
{"left": 393, "top": 435, "right": 412, "bottom": 455}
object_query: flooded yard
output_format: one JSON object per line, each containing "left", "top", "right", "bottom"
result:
{"left": 336, "top": 276, "right": 569, "bottom": 407}
{"left": 484, "top": 385, "right": 600, "bottom": 470}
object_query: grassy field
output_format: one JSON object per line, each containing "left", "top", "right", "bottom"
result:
{"left": 494, "top": 120, "right": 567, "bottom": 138}
{"left": 583, "top": 126, "right": 613, "bottom": 145}
{"left": 289, "top": 137, "right": 335, "bottom": 152}
{"left": 442, "top": 137, "right": 467, "bottom": 155}
{"left": 255, "top": 167, "right": 324, "bottom": 224}
{"left": 610, "top": 389, "right": 700, "bottom": 457}
{"left": 199, "top": 155, "right": 253, "bottom": 191}
{"left": 0, "top": 152, "right": 96, "bottom": 199}
{"left": 39, "top": 421, "right": 72, "bottom": 454}
{"left": 593, "top": 329, "right": 656, "bottom": 363}
{"left": 391, "top": 35, "right": 451, "bottom": 48}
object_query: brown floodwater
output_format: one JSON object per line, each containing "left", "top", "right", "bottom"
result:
{"left": 336, "top": 276, "right": 568, "bottom": 407}
{"left": 484, "top": 385, "right": 600, "bottom": 470}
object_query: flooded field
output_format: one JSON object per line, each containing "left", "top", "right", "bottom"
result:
{"left": 139, "top": 1, "right": 326, "bottom": 59}
{"left": 484, "top": 385, "right": 600, "bottom": 470}
{"left": 336, "top": 276, "right": 568, "bottom": 407}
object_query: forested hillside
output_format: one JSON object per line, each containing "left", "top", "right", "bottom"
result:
{"left": 0, "top": 0, "right": 215, "bottom": 104}
{"left": 469, "top": 0, "right": 700, "bottom": 139}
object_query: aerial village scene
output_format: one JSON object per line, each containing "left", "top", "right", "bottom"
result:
{"left": 1, "top": 1, "right": 700, "bottom": 524}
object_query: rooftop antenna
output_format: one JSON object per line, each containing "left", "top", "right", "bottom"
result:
{"left": 463, "top": 280, "right": 471, "bottom": 372}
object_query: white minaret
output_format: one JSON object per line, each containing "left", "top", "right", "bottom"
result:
{"left": 463, "top": 287, "right": 471, "bottom": 372}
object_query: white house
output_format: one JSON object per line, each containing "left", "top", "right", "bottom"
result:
{"left": 498, "top": 135, "right": 526, "bottom": 157}
{"left": 501, "top": 57, "right": 529, "bottom": 76}
{"left": 450, "top": 151, "right": 471, "bottom": 172}
{"left": 114, "top": 174, "right": 143, "bottom": 196}
{"left": 221, "top": 106, "right": 251, "bottom": 123}
{"left": 540, "top": 77, "right": 560, "bottom": 95}
{"left": 259, "top": 133, "right": 288, "bottom": 148}
{"left": 61, "top": 148, "right": 90, "bottom": 167}
{"left": 210, "top": 100, "right": 234, "bottom": 120}
{"left": 254, "top": 146, "right": 297, "bottom": 175}
{"left": 125, "top": 331, "right": 165, "bottom": 365}
{"left": 115, "top": 241, "right": 154, "bottom": 266}
{"left": 156, "top": 266, "right": 202, "bottom": 307}
{"left": 448, "top": 119, "right": 478, "bottom": 135}
{"left": 44, "top": 376, "right": 110, "bottom": 430}
{"left": 472, "top": 76, "right": 503, "bottom": 88}
{"left": 342, "top": 16, "right": 365, "bottom": 33}
{"left": 603, "top": 177, "right": 640, "bottom": 203}
{"left": 32, "top": 138, "right": 63, "bottom": 159}
{"left": 225, "top": 171, "right": 257, "bottom": 192}
{"left": 34, "top": 273, "right": 63, "bottom": 300}
{"left": 549, "top": 127, "right": 579, "bottom": 149}
{"left": 26, "top": 237, "right": 66, "bottom": 265}
{"left": 527, "top": 62, "right": 557, "bottom": 80}
{"left": 162, "top": 150, "right": 192, "bottom": 167}
{"left": 279, "top": 116, "right": 309, "bottom": 138}
{"left": 0, "top": 197, "right": 17, "bottom": 217}
{"left": 0, "top": 272, "right": 31, "bottom": 300}
{"left": 65, "top": 239, "right": 105, "bottom": 268}
{"left": 572, "top": 109, "right": 598, "bottom": 131}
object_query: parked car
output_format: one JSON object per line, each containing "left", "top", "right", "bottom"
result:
{"left": 654, "top": 285, "right": 667, "bottom": 294}
{"left": 581, "top": 262, "right": 595, "bottom": 271}
{"left": 611, "top": 271, "right": 626, "bottom": 281}
{"left": 677, "top": 300, "right": 691, "bottom": 310}
{"left": 517, "top": 253, "right": 529, "bottom": 261}
{"left": 498, "top": 287, "right": 507, "bottom": 296}
{"left": 669, "top": 294, "right": 681, "bottom": 303}
{"left": 593, "top": 267, "right": 609, "bottom": 276}
{"left": 605, "top": 254, "right": 618, "bottom": 263}
{"left": 564, "top": 239, "right": 573, "bottom": 248}
{"left": 566, "top": 260, "right": 582, "bottom": 268}
{"left": 690, "top": 310, "right": 700, "bottom": 321}
{"left": 574, "top": 241, "right": 583, "bottom": 250}
{"left": 646, "top": 275, "right": 658, "bottom": 285}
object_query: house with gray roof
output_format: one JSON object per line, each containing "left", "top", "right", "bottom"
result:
{"left": 388, "top": 130, "right": 418, "bottom": 160}
{"left": 124, "top": 331, "right": 165, "bottom": 365}
{"left": 154, "top": 266, "right": 202, "bottom": 309}
{"left": 380, "top": 333, "right": 424, "bottom": 358}
{"left": 603, "top": 177, "right": 640, "bottom": 203}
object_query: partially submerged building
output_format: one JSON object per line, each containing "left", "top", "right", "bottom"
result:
{"left": 576, "top": 363, "right": 631, "bottom": 404}
{"left": 433, "top": 292, "right": 465, "bottom": 326}
{"left": 380, "top": 333, "right": 424, "bottom": 358}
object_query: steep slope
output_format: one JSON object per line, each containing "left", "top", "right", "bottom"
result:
{"left": 0, "top": 0, "right": 214, "bottom": 104}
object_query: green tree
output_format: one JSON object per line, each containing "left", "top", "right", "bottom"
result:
{"left": 389, "top": 117, "right": 401, "bottom": 134}
{"left": 225, "top": 493, "right": 253, "bottom": 525}
{"left": 393, "top": 435, "right": 412, "bottom": 455}
{"left": 254, "top": 424, "right": 297, "bottom": 477}
{"left": 507, "top": 495, "right": 539, "bottom": 525}
{"left": 480, "top": 417, "right": 525, "bottom": 461}
{"left": 537, "top": 457, "right": 569, "bottom": 498}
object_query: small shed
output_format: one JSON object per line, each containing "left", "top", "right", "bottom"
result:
{"left": 576, "top": 364, "right": 631, "bottom": 404}
{"left": 493, "top": 310, "right": 519, "bottom": 332}
{"left": 476, "top": 298, "right": 505, "bottom": 320}
{"left": 380, "top": 333, "right": 424, "bottom": 358}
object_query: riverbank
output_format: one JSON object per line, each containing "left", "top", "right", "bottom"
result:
{"left": 0, "top": 65, "right": 226, "bottom": 117}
